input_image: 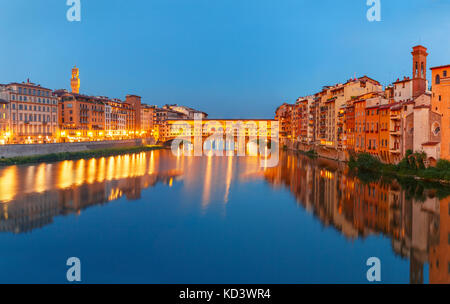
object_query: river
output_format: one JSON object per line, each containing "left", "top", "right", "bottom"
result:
{"left": 0, "top": 149, "right": 448, "bottom": 283}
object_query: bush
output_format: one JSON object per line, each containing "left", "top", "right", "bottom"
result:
{"left": 351, "top": 153, "right": 382, "bottom": 172}
{"left": 436, "top": 159, "right": 450, "bottom": 171}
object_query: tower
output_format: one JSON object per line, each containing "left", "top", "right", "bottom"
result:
{"left": 411, "top": 45, "right": 428, "bottom": 98}
{"left": 125, "top": 95, "right": 142, "bottom": 133}
{"left": 71, "top": 66, "right": 80, "bottom": 94}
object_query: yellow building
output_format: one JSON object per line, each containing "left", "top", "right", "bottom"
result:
{"left": 431, "top": 65, "right": 450, "bottom": 160}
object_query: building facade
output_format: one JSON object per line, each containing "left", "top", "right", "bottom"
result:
{"left": 275, "top": 45, "right": 445, "bottom": 165}
{"left": 0, "top": 80, "right": 59, "bottom": 144}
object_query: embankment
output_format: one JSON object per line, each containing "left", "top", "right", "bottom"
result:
{"left": 0, "top": 138, "right": 156, "bottom": 158}
{"left": 284, "top": 141, "right": 348, "bottom": 162}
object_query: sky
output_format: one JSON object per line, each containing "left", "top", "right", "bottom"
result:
{"left": 0, "top": 0, "right": 449, "bottom": 118}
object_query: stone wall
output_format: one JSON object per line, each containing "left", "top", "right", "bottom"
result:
{"left": 0, "top": 138, "right": 156, "bottom": 158}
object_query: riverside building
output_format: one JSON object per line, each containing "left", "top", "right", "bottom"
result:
{"left": 0, "top": 80, "right": 58, "bottom": 144}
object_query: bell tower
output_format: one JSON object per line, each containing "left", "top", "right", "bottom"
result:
{"left": 411, "top": 45, "right": 428, "bottom": 98}
{"left": 71, "top": 65, "right": 80, "bottom": 94}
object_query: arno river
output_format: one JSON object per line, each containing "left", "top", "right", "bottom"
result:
{"left": 0, "top": 149, "right": 449, "bottom": 283}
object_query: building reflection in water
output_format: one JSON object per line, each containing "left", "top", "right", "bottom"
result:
{"left": 0, "top": 150, "right": 448, "bottom": 283}
{"left": 0, "top": 151, "right": 182, "bottom": 234}
{"left": 263, "top": 152, "right": 450, "bottom": 284}
{"left": 0, "top": 150, "right": 265, "bottom": 233}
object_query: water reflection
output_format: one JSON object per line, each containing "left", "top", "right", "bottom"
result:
{"left": 0, "top": 150, "right": 449, "bottom": 283}
{"left": 264, "top": 152, "right": 450, "bottom": 284}
{"left": 0, "top": 151, "right": 183, "bottom": 234}
{"left": 0, "top": 150, "right": 266, "bottom": 233}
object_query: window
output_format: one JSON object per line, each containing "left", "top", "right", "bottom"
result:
{"left": 436, "top": 74, "right": 441, "bottom": 85}
{"left": 444, "top": 71, "right": 447, "bottom": 77}
{"left": 432, "top": 122, "right": 440, "bottom": 136}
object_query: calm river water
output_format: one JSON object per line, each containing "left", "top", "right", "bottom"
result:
{"left": 0, "top": 149, "right": 448, "bottom": 283}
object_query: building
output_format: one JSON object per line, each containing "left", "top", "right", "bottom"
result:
{"left": 104, "top": 98, "right": 129, "bottom": 138}
{"left": 0, "top": 80, "right": 58, "bottom": 144}
{"left": 125, "top": 95, "right": 141, "bottom": 134}
{"left": 56, "top": 90, "right": 106, "bottom": 140}
{"left": 430, "top": 64, "right": 450, "bottom": 160}
{"left": 141, "top": 104, "right": 156, "bottom": 137}
{"left": 275, "top": 103, "right": 294, "bottom": 146}
{"left": 162, "top": 104, "right": 208, "bottom": 119}
{"left": 393, "top": 77, "right": 413, "bottom": 103}
{"left": 274, "top": 45, "right": 447, "bottom": 165}
{"left": 71, "top": 66, "right": 80, "bottom": 94}
{"left": 379, "top": 103, "right": 391, "bottom": 162}
{"left": 0, "top": 85, "right": 11, "bottom": 144}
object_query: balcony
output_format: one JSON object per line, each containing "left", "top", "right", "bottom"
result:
{"left": 390, "top": 148, "right": 401, "bottom": 154}
{"left": 390, "top": 129, "right": 401, "bottom": 136}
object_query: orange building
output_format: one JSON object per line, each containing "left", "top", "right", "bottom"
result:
{"left": 353, "top": 96, "right": 367, "bottom": 153}
{"left": 275, "top": 103, "right": 294, "bottom": 145}
{"left": 379, "top": 104, "right": 391, "bottom": 162}
{"left": 389, "top": 104, "right": 402, "bottom": 162}
{"left": 125, "top": 95, "right": 141, "bottom": 134}
{"left": 343, "top": 100, "right": 355, "bottom": 151}
{"left": 56, "top": 91, "right": 106, "bottom": 140}
{"left": 365, "top": 104, "right": 380, "bottom": 156}
{"left": 430, "top": 65, "right": 450, "bottom": 160}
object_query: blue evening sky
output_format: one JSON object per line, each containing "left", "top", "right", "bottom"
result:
{"left": 0, "top": 0, "right": 449, "bottom": 118}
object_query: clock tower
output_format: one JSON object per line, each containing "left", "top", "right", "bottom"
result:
{"left": 71, "top": 66, "right": 80, "bottom": 94}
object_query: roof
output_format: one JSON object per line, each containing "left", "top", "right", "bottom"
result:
{"left": 7, "top": 82, "right": 52, "bottom": 91}
{"left": 379, "top": 103, "right": 393, "bottom": 109}
{"left": 414, "top": 104, "right": 431, "bottom": 110}
{"left": 393, "top": 77, "right": 412, "bottom": 84}
{"left": 422, "top": 142, "right": 440, "bottom": 146}
{"left": 430, "top": 64, "right": 450, "bottom": 70}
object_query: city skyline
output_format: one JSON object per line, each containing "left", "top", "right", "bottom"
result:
{"left": 1, "top": 1, "right": 450, "bottom": 118}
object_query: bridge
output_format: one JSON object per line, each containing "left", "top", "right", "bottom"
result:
{"left": 159, "top": 119, "right": 279, "bottom": 154}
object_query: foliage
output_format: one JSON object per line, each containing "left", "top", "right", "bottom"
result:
{"left": 348, "top": 153, "right": 382, "bottom": 172}
{"left": 348, "top": 151, "right": 450, "bottom": 185}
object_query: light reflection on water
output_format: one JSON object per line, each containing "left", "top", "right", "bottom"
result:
{"left": 0, "top": 149, "right": 448, "bottom": 284}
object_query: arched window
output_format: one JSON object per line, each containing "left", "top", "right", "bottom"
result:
{"left": 436, "top": 74, "right": 441, "bottom": 85}
{"left": 432, "top": 122, "right": 441, "bottom": 136}
{"left": 421, "top": 62, "right": 424, "bottom": 77}
{"left": 415, "top": 62, "right": 419, "bottom": 77}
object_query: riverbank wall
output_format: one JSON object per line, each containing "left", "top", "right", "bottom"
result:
{"left": 0, "top": 138, "right": 156, "bottom": 158}
{"left": 284, "top": 140, "right": 348, "bottom": 162}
